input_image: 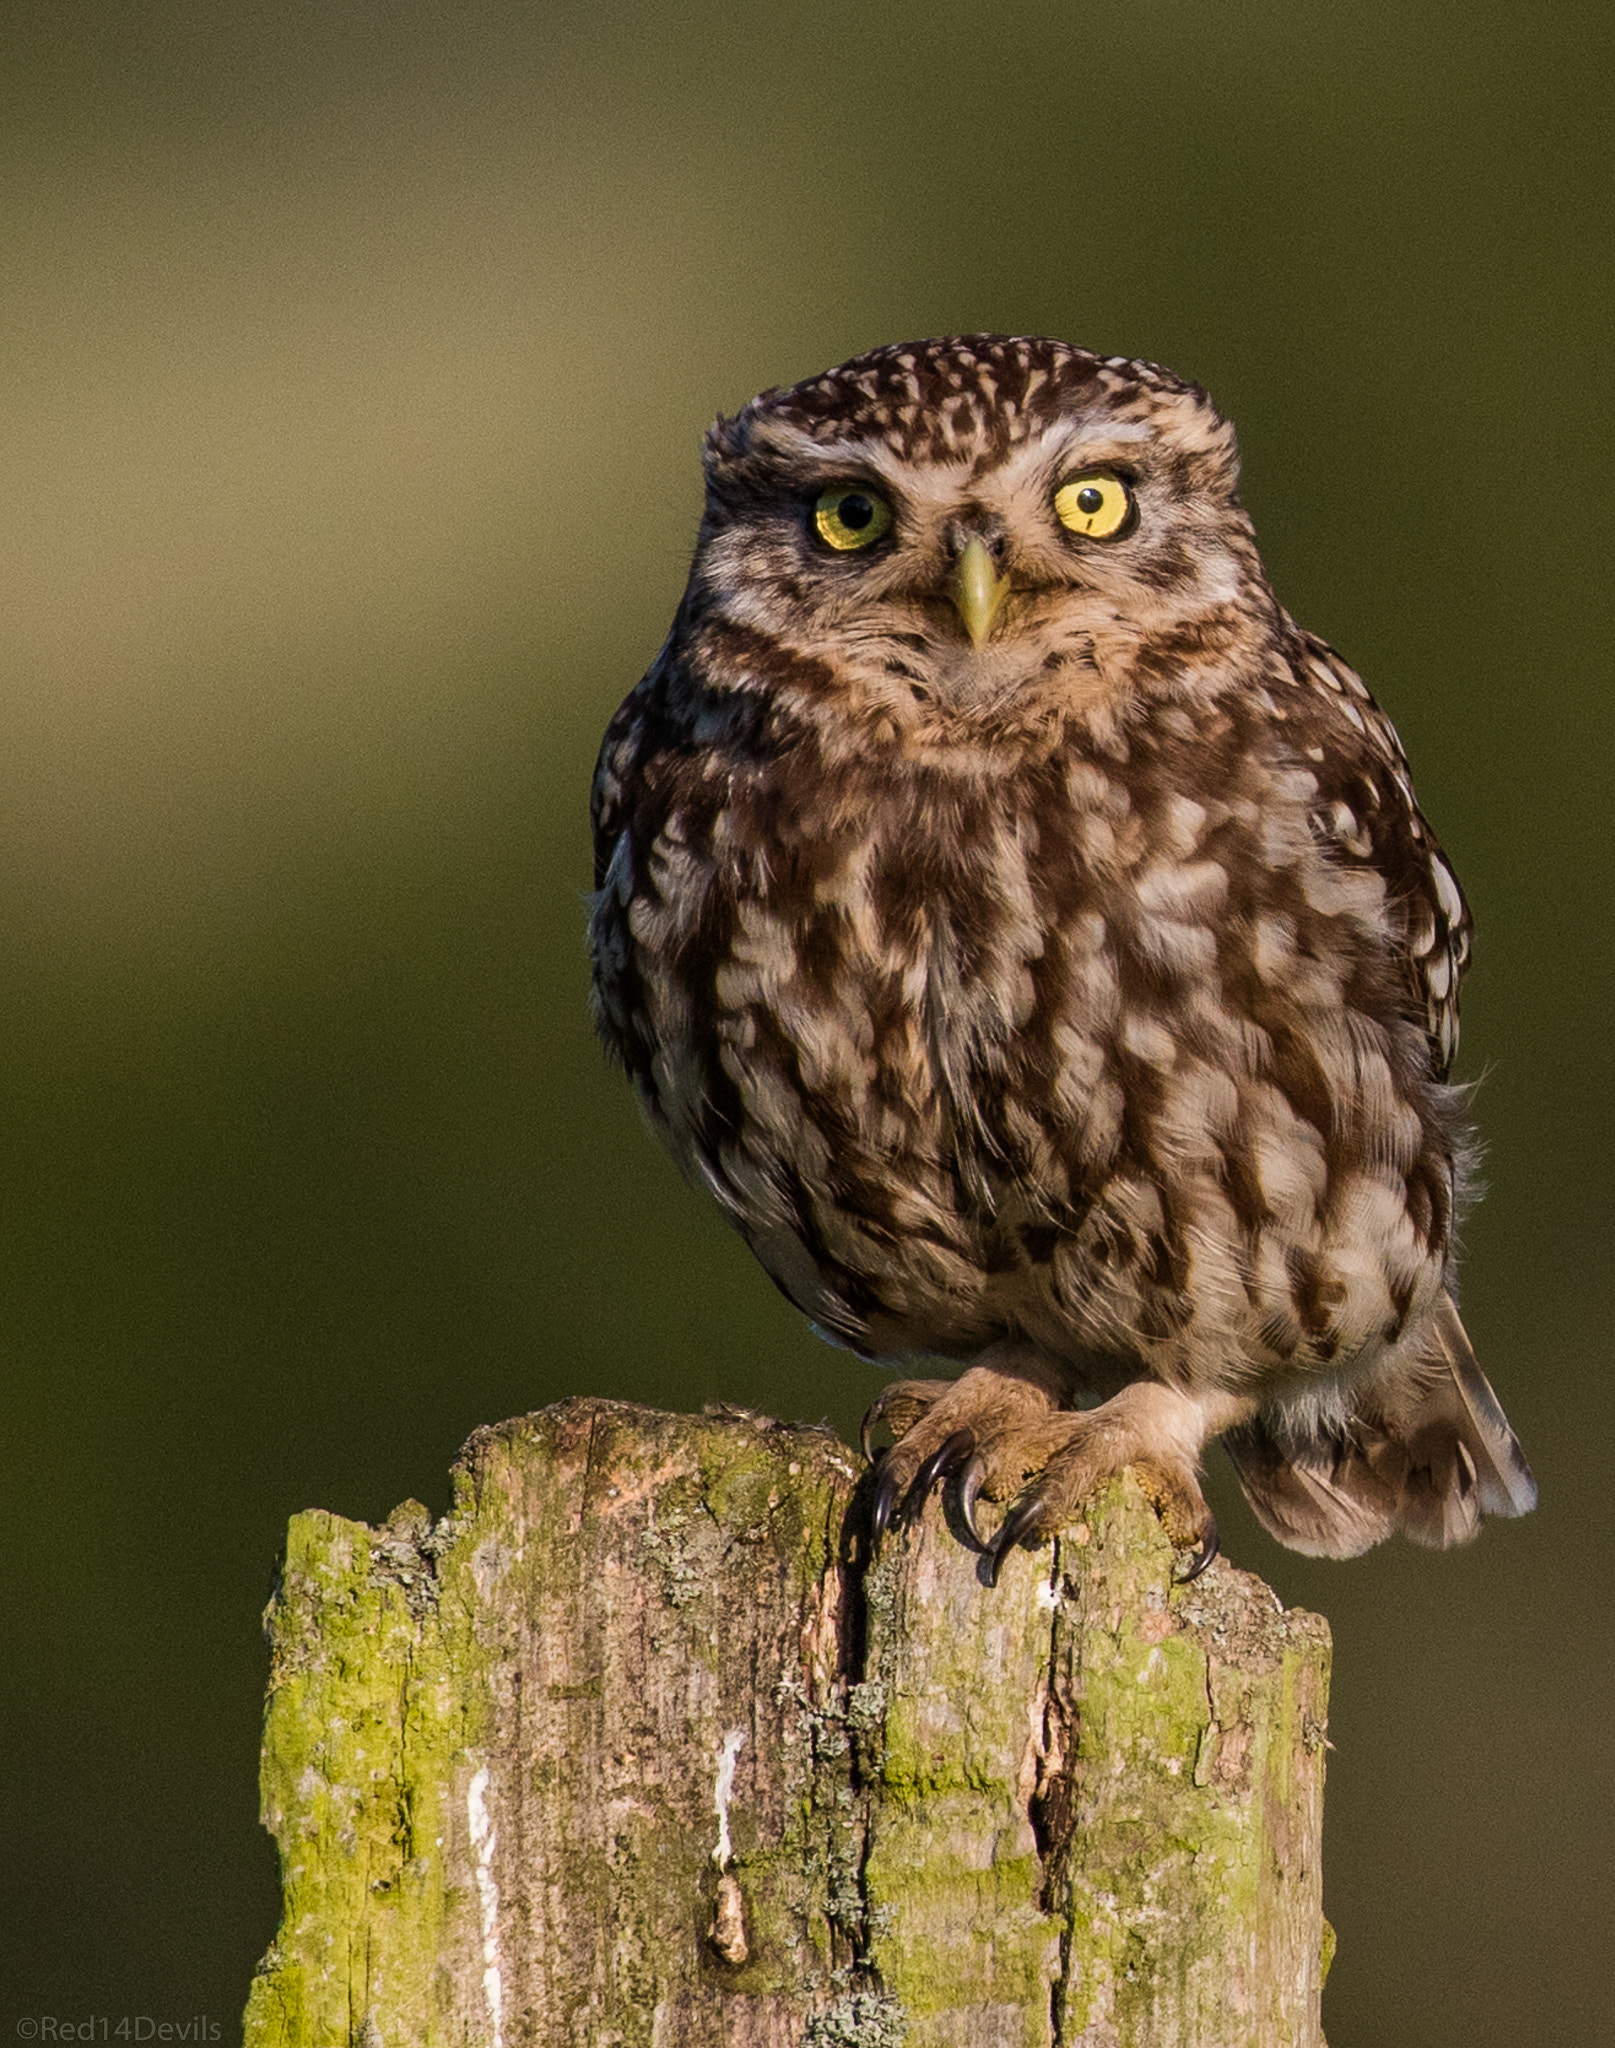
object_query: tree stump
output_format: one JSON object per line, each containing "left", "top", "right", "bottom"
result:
{"left": 244, "top": 1398, "right": 1332, "bottom": 2046}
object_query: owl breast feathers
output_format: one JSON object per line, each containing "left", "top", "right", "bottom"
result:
{"left": 590, "top": 334, "right": 1534, "bottom": 1576}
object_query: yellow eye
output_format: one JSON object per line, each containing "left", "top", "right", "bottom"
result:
{"left": 813, "top": 486, "right": 893, "bottom": 551}
{"left": 1054, "top": 473, "right": 1134, "bottom": 541}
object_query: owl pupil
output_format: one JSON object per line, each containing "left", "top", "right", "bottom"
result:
{"left": 1077, "top": 487, "right": 1104, "bottom": 514}
{"left": 838, "top": 494, "right": 874, "bottom": 530}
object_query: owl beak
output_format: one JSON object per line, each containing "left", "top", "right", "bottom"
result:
{"left": 949, "top": 536, "right": 1012, "bottom": 648}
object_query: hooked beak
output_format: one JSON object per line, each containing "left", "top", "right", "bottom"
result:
{"left": 948, "top": 536, "right": 1012, "bottom": 648}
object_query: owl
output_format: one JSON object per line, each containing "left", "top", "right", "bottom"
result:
{"left": 589, "top": 335, "right": 1535, "bottom": 1580}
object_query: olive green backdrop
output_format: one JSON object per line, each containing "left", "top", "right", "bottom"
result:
{"left": 2, "top": 2, "right": 1608, "bottom": 2040}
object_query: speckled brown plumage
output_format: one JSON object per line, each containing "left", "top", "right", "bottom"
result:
{"left": 590, "top": 335, "right": 1534, "bottom": 1571}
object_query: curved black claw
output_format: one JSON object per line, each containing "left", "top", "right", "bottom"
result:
{"left": 915, "top": 1429, "right": 976, "bottom": 1502}
{"left": 987, "top": 1489, "right": 1049, "bottom": 1587}
{"left": 860, "top": 1395, "right": 890, "bottom": 1464}
{"left": 871, "top": 1429, "right": 976, "bottom": 1546}
{"left": 953, "top": 1453, "right": 989, "bottom": 1550}
{"left": 1174, "top": 1511, "right": 1220, "bottom": 1584}
{"left": 871, "top": 1459, "right": 905, "bottom": 1542}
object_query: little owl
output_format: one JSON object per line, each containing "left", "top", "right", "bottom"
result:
{"left": 589, "top": 335, "right": 1535, "bottom": 1579}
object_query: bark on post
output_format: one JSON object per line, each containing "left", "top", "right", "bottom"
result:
{"left": 244, "top": 1397, "right": 1332, "bottom": 2046}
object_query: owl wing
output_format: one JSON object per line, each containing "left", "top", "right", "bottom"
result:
{"left": 591, "top": 685, "right": 648, "bottom": 892}
{"left": 588, "top": 660, "right": 668, "bottom": 1079}
{"left": 1292, "top": 631, "right": 1471, "bottom": 1080}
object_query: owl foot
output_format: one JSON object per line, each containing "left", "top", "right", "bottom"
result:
{"left": 981, "top": 1459, "right": 1219, "bottom": 1586}
{"left": 864, "top": 1369, "right": 1240, "bottom": 1585}
{"left": 864, "top": 1364, "right": 1063, "bottom": 1542}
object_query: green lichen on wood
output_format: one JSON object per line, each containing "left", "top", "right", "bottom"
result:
{"left": 860, "top": 1528, "right": 1064, "bottom": 2039}
{"left": 857, "top": 1477, "right": 1329, "bottom": 2047}
{"left": 803, "top": 1990, "right": 910, "bottom": 2045}
{"left": 246, "top": 1403, "right": 1331, "bottom": 2047}
{"left": 1048, "top": 1480, "right": 1331, "bottom": 2048}
{"left": 245, "top": 1499, "right": 483, "bottom": 2044}
{"left": 247, "top": 1400, "right": 872, "bottom": 2045}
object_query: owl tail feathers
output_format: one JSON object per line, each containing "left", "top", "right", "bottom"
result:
{"left": 1223, "top": 1295, "right": 1537, "bottom": 1559}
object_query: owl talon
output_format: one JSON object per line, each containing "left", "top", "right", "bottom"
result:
{"left": 988, "top": 1490, "right": 1049, "bottom": 1585}
{"left": 954, "top": 1453, "right": 989, "bottom": 1549}
{"left": 916, "top": 1428, "right": 976, "bottom": 1501}
{"left": 860, "top": 1379, "right": 952, "bottom": 1464}
{"left": 1174, "top": 1511, "right": 1220, "bottom": 1583}
{"left": 871, "top": 1461, "right": 905, "bottom": 1542}
{"left": 871, "top": 1427, "right": 976, "bottom": 1544}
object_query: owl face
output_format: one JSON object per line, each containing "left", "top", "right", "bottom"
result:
{"left": 690, "top": 336, "right": 1277, "bottom": 741}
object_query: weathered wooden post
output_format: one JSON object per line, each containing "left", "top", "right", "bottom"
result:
{"left": 244, "top": 1398, "right": 1332, "bottom": 2046}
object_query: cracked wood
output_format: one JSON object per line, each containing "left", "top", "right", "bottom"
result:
{"left": 246, "top": 1397, "right": 1332, "bottom": 2046}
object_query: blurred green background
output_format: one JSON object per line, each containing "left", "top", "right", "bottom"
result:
{"left": 1, "top": 1, "right": 1608, "bottom": 2038}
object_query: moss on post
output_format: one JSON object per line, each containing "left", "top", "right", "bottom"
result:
{"left": 246, "top": 1399, "right": 1332, "bottom": 2046}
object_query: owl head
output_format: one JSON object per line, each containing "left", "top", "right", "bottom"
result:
{"left": 686, "top": 336, "right": 1278, "bottom": 746}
